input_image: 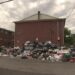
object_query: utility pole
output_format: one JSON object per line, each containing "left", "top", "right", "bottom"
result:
{"left": 0, "top": 0, "right": 13, "bottom": 4}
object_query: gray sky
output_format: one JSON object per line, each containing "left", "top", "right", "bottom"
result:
{"left": 0, "top": 0, "right": 75, "bottom": 33}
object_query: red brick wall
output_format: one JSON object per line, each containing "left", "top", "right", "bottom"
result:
{"left": 0, "top": 28, "right": 14, "bottom": 47}
{"left": 15, "top": 19, "right": 65, "bottom": 47}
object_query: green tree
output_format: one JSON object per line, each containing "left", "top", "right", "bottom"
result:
{"left": 64, "top": 28, "right": 74, "bottom": 46}
{"left": 71, "top": 34, "right": 75, "bottom": 46}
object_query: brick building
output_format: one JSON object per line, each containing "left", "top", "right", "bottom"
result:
{"left": 15, "top": 11, "right": 66, "bottom": 47}
{"left": 0, "top": 28, "right": 14, "bottom": 47}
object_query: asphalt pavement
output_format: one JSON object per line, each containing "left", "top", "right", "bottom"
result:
{"left": 0, "top": 57, "right": 75, "bottom": 75}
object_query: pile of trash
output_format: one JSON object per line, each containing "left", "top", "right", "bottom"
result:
{"left": 0, "top": 40, "right": 75, "bottom": 62}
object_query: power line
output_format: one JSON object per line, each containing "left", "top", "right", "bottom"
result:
{"left": 0, "top": 0, "right": 13, "bottom": 4}
{"left": 66, "top": 7, "right": 74, "bottom": 19}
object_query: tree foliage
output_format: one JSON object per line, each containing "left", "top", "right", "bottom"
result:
{"left": 64, "top": 28, "right": 74, "bottom": 46}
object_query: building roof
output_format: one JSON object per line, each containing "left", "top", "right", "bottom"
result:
{"left": 17, "top": 11, "right": 59, "bottom": 22}
{"left": 0, "top": 28, "right": 14, "bottom": 32}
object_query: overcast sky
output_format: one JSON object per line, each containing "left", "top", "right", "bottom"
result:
{"left": 0, "top": 0, "right": 75, "bottom": 33}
